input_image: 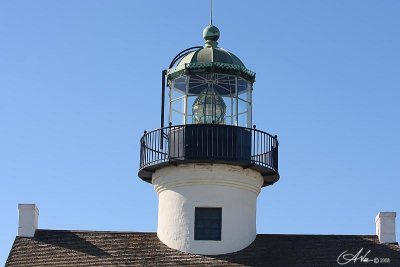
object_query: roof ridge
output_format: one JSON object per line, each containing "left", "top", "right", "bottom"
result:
{"left": 35, "top": 229, "right": 157, "bottom": 234}
{"left": 35, "top": 229, "right": 379, "bottom": 238}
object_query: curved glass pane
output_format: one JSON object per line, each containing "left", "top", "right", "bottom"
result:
{"left": 169, "top": 73, "right": 252, "bottom": 127}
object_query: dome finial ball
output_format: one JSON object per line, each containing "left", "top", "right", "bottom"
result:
{"left": 203, "top": 24, "right": 220, "bottom": 48}
{"left": 203, "top": 24, "right": 220, "bottom": 41}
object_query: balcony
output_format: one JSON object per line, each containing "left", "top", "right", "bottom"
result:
{"left": 139, "top": 124, "right": 279, "bottom": 186}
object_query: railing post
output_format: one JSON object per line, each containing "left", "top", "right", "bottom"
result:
{"left": 142, "top": 131, "right": 147, "bottom": 168}
{"left": 273, "top": 135, "right": 278, "bottom": 171}
{"left": 168, "top": 122, "right": 173, "bottom": 161}
{"left": 252, "top": 125, "right": 256, "bottom": 163}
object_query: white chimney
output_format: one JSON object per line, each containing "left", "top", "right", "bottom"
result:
{"left": 375, "top": 212, "right": 396, "bottom": 244}
{"left": 18, "top": 204, "right": 39, "bottom": 237}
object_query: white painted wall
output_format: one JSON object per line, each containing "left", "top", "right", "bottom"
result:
{"left": 153, "top": 163, "right": 264, "bottom": 255}
{"left": 375, "top": 212, "right": 396, "bottom": 243}
{"left": 18, "top": 204, "right": 39, "bottom": 237}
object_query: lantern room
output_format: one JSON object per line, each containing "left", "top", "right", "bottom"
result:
{"left": 166, "top": 24, "right": 255, "bottom": 128}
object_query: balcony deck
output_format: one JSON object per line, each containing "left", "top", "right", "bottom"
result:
{"left": 138, "top": 124, "right": 279, "bottom": 187}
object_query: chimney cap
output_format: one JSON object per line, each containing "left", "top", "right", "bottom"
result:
{"left": 18, "top": 203, "right": 39, "bottom": 210}
{"left": 375, "top": 212, "right": 396, "bottom": 222}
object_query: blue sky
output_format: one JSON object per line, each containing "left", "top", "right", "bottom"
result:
{"left": 1, "top": 0, "right": 399, "bottom": 265}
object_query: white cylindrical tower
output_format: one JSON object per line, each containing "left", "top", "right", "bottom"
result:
{"left": 154, "top": 164, "right": 263, "bottom": 255}
{"left": 138, "top": 24, "right": 279, "bottom": 255}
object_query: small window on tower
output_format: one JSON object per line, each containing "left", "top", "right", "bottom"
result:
{"left": 194, "top": 207, "right": 222, "bottom": 241}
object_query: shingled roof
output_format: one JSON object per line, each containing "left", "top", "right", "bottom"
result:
{"left": 6, "top": 230, "right": 400, "bottom": 267}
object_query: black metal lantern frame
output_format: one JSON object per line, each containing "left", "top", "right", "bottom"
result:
{"left": 167, "top": 73, "right": 252, "bottom": 127}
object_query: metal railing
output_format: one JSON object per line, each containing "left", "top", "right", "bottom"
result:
{"left": 140, "top": 124, "right": 278, "bottom": 173}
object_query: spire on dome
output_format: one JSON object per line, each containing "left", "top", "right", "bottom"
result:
{"left": 203, "top": 0, "right": 220, "bottom": 48}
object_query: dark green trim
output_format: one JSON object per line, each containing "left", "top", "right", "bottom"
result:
{"left": 167, "top": 62, "right": 256, "bottom": 83}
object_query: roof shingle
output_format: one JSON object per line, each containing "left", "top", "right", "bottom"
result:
{"left": 6, "top": 230, "right": 400, "bottom": 267}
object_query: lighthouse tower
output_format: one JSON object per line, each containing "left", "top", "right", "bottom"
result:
{"left": 138, "top": 23, "right": 279, "bottom": 255}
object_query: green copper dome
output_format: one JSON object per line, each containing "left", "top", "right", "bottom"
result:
{"left": 167, "top": 24, "right": 256, "bottom": 83}
{"left": 178, "top": 46, "right": 246, "bottom": 68}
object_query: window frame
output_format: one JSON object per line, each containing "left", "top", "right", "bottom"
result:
{"left": 194, "top": 207, "right": 222, "bottom": 241}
